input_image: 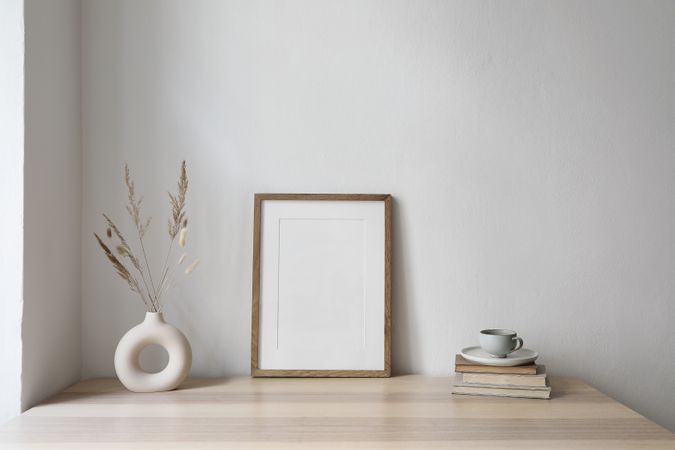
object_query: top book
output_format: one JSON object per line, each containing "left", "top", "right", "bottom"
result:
{"left": 455, "top": 354, "right": 539, "bottom": 375}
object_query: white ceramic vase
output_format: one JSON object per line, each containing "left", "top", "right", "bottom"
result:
{"left": 114, "top": 312, "right": 192, "bottom": 393}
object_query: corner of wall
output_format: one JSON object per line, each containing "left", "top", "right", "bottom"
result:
{"left": 21, "top": 0, "right": 83, "bottom": 412}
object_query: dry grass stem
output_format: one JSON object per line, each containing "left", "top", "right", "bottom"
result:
{"left": 102, "top": 213, "right": 154, "bottom": 305}
{"left": 185, "top": 259, "right": 200, "bottom": 275}
{"left": 94, "top": 233, "right": 154, "bottom": 311}
{"left": 124, "top": 164, "right": 159, "bottom": 309}
{"left": 168, "top": 161, "right": 188, "bottom": 239}
{"left": 124, "top": 165, "right": 151, "bottom": 238}
{"left": 156, "top": 160, "right": 189, "bottom": 303}
{"left": 103, "top": 214, "right": 141, "bottom": 273}
{"left": 96, "top": 160, "right": 195, "bottom": 313}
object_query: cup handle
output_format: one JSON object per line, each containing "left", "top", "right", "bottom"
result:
{"left": 512, "top": 337, "right": 523, "bottom": 352}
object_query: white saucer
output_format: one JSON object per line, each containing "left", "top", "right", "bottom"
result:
{"left": 460, "top": 346, "right": 538, "bottom": 366}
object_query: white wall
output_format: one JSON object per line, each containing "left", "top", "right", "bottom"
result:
{"left": 81, "top": 0, "right": 675, "bottom": 431}
{"left": 22, "top": 0, "right": 82, "bottom": 411}
{"left": 0, "top": 0, "right": 25, "bottom": 424}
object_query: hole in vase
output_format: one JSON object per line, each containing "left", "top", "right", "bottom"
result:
{"left": 139, "top": 344, "right": 169, "bottom": 373}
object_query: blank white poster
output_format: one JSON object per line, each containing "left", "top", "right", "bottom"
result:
{"left": 258, "top": 200, "right": 385, "bottom": 370}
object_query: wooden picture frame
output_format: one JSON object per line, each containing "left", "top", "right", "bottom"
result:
{"left": 251, "top": 194, "right": 392, "bottom": 377}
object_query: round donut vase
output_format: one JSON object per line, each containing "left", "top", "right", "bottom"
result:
{"left": 114, "top": 312, "right": 192, "bottom": 393}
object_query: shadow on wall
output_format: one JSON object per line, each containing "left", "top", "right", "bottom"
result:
{"left": 391, "top": 197, "right": 418, "bottom": 375}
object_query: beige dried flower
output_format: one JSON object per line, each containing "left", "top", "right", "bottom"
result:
{"left": 103, "top": 214, "right": 144, "bottom": 276}
{"left": 96, "top": 160, "right": 196, "bottom": 313}
{"left": 185, "top": 259, "right": 199, "bottom": 274}
{"left": 94, "top": 233, "right": 152, "bottom": 311}
{"left": 167, "top": 161, "right": 188, "bottom": 239}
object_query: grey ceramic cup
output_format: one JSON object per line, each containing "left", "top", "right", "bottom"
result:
{"left": 479, "top": 329, "right": 523, "bottom": 358}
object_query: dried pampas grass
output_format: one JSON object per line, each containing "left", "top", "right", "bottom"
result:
{"left": 168, "top": 161, "right": 188, "bottom": 240}
{"left": 185, "top": 259, "right": 200, "bottom": 275}
{"left": 94, "top": 233, "right": 152, "bottom": 311}
{"left": 95, "top": 160, "right": 199, "bottom": 312}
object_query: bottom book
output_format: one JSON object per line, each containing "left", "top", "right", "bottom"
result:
{"left": 452, "top": 374, "right": 551, "bottom": 399}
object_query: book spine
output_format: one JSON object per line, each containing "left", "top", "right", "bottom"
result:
{"left": 461, "top": 373, "right": 547, "bottom": 387}
{"left": 451, "top": 386, "right": 551, "bottom": 399}
{"left": 454, "top": 366, "right": 538, "bottom": 375}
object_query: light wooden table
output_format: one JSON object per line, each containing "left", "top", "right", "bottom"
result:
{"left": 0, "top": 376, "right": 673, "bottom": 449}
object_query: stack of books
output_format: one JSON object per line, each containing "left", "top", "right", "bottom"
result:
{"left": 451, "top": 354, "right": 551, "bottom": 399}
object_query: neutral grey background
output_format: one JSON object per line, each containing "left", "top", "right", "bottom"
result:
{"left": 80, "top": 0, "right": 675, "bottom": 431}
{"left": 23, "top": 0, "right": 82, "bottom": 413}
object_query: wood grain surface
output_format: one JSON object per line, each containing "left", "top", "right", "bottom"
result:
{"left": 0, "top": 376, "right": 673, "bottom": 449}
